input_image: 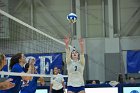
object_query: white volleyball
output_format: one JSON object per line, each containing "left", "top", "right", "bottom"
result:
{"left": 67, "top": 13, "right": 77, "bottom": 23}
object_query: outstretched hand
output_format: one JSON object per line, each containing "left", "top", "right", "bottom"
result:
{"left": 29, "top": 59, "right": 35, "bottom": 66}
{"left": 78, "top": 38, "right": 84, "bottom": 47}
{"left": 28, "top": 59, "right": 36, "bottom": 74}
{"left": 64, "top": 36, "right": 70, "bottom": 48}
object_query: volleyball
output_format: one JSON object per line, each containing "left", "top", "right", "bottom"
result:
{"left": 67, "top": 13, "right": 77, "bottom": 23}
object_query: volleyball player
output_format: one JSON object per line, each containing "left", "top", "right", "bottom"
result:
{"left": 0, "top": 54, "right": 15, "bottom": 90}
{"left": 20, "top": 58, "right": 45, "bottom": 93}
{"left": 64, "top": 36, "right": 85, "bottom": 93}
{"left": 0, "top": 54, "right": 6, "bottom": 71}
{"left": 49, "top": 67, "right": 65, "bottom": 93}
{"left": 1, "top": 53, "right": 33, "bottom": 93}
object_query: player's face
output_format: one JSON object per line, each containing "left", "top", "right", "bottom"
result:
{"left": 71, "top": 51, "right": 79, "bottom": 60}
{"left": 53, "top": 67, "right": 59, "bottom": 75}
{"left": 92, "top": 80, "right": 96, "bottom": 84}
{"left": 130, "top": 78, "right": 135, "bottom": 83}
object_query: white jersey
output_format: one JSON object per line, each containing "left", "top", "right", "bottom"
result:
{"left": 50, "top": 74, "right": 64, "bottom": 90}
{"left": 67, "top": 59, "right": 85, "bottom": 87}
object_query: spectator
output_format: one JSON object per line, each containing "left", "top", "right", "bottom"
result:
{"left": 129, "top": 77, "right": 136, "bottom": 84}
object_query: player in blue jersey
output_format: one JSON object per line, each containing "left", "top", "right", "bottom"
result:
{"left": 0, "top": 54, "right": 8, "bottom": 78}
{"left": 20, "top": 58, "right": 45, "bottom": 93}
{"left": 0, "top": 53, "right": 15, "bottom": 90}
{"left": 1, "top": 53, "right": 33, "bottom": 93}
{"left": 0, "top": 54, "right": 6, "bottom": 71}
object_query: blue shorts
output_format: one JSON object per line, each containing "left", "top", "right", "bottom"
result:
{"left": 67, "top": 86, "right": 85, "bottom": 93}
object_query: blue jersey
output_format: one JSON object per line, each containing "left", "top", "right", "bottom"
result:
{"left": 0, "top": 65, "right": 8, "bottom": 78}
{"left": 1, "top": 65, "right": 8, "bottom": 72}
{"left": 1, "top": 63, "right": 24, "bottom": 93}
{"left": 0, "top": 65, "right": 8, "bottom": 93}
{"left": 20, "top": 77, "right": 39, "bottom": 93}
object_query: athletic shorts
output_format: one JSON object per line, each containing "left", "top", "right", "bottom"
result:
{"left": 67, "top": 86, "right": 85, "bottom": 93}
{"left": 52, "top": 88, "right": 64, "bottom": 93}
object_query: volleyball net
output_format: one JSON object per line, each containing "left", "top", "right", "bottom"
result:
{"left": 0, "top": 9, "right": 70, "bottom": 77}
{"left": 0, "top": 9, "right": 67, "bottom": 54}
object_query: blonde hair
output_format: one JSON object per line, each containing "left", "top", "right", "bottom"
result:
{"left": 0, "top": 53, "right": 5, "bottom": 70}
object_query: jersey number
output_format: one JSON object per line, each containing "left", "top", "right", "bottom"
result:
{"left": 75, "top": 66, "right": 77, "bottom": 71}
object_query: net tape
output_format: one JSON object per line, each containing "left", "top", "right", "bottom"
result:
{"left": 0, "top": 71, "right": 68, "bottom": 77}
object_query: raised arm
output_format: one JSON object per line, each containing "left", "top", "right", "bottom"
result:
{"left": 78, "top": 38, "right": 85, "bottom": 66}
{"left": 22, "top": 62, "right": 34, "bottom": 81}
{"left": 64, "top": 36, "right": 71, "bottom": 64}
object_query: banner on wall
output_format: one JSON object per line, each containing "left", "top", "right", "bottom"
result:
{"left": 4, "top": 53, "right": 63, "bottom": 74}
{"left": 127, "top": 50, "right": 140, "bottom": 73}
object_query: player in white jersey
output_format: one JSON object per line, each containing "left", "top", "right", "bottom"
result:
{"left": 64, "top": 36, "right": 85, "bottom": 93}
{"left": 50, "top": 67, "right": 66, "bottom": 93}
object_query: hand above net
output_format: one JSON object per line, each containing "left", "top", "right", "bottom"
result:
{"left": 64, "top": 36, "right": 71, "bottom": 49}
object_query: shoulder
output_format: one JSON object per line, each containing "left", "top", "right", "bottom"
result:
{"left": 58, "top": 74, "right": 64, "bottom": 78}
{"left": 12, "top": 63, "right": 23, "bottom": 72}
{"left": 13, "top": 63, "right": 21, "bottom": 68}
{"left": 58, "top": 74, "right": 63, "bottom": 77}
{"left": 67, "top": 59, "right": 73, "bottom": 65}
{"left": 12, "top": 64, "right": 21, "bottom": 70}
{"left": 1, "top": 65, "right": 8, "bottom": 71}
